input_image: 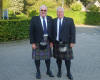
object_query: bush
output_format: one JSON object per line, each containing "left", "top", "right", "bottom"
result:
{"left": 0, "top": 19, "right": 30, "bottom": 42}
{"left": 64, "top": 10, "right": 100, "bottom": 25}
{"left": 32, "top": 0, "right": 58, "bottom": 13}
{"left": 28, "top": 10, "right": 39, "bottom": 17}
{"left": 84, "top": 12, "right": 100, "bottom": 25}
{"left": 70, "top": 2, "right": 82, "bottom": 11}
{"left": 88, "top": 5, "right": 100, "bottom": 12}
{"left": 16, "top": 13, "right": 28, "bottom": 19}
{"left": 8, "top": 10, "right": 17, "bottom": 19}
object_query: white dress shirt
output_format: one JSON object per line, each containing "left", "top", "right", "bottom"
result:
{"left": 56, "top": 18, "right": 63, "bottom": 41}
{"left": 40, "top": 16, "right": 47, "bottom": 30}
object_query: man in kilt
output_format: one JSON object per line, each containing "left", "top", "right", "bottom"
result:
{"left": 52, "top": 7, "right": 76, "bottom": 80}
{"left": 30, "top": 5, "right": 54, "bottom": 79}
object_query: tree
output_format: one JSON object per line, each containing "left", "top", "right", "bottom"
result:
{"left": 80, "top": 0, "right": 99, "bottom": 7}
{"left": 3, "top": 0, "right": 8, "bottom": 9}
{"left": 9, "top": 0, "right": 24, "bottom": 14}
{"left": 0, "top": 0, "right": 2, "bottom": 19}
{"left": 65, "top": 0, "right": 76, "bottom": 7}
{"left": 32, "top": 0, "right": 58, "bottom": 12}
{"left": 22, "top": 0, "right": 36, "bottom": 14}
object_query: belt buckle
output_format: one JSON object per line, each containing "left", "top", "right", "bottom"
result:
{"left": 59, "top": 46, "right": 67, "bottom": 52}
{"left": 40, "top": 41, "right": 47, "bottom": 46}
{"left": 59, "top": 41, "right": 63, "bottom": 44}
{"left": 58, "top": 42, "right": 67, "bottom": 53}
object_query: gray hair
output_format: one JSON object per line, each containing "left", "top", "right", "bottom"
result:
{"left": 57, "top": 6, "right": 64, "bottom": 12}
{"left": 40, "top": 5, "right": 47, "bottom": 11}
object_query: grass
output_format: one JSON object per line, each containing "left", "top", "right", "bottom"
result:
{"left": 47, "top": 9, "right": 100, "bottom": 25}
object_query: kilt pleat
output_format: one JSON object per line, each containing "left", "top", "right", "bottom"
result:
{"left": 32, "top": 44, "right": 52, "bottom": 60}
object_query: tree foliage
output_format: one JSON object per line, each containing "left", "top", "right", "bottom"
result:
{"left": 22, "top": 0, "right": 36, "bottom": 14}
{"left": 8, "top": 0, "right": 24, "bottom": 14}
{"left": 65, "top": 0, "right": 76, "bottom": 7}
{"left": 88, "top": 4, "right": 100, "bottom": 12}
{"left": 80, "top": 0, "right": 100, "bottom": 6}
{"left": 70, "top": 2, "right": 82, "bottom": 11}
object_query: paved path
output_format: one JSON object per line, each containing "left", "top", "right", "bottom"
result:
{"left": 0, "top": 26, "right": 100, "bottom": 80}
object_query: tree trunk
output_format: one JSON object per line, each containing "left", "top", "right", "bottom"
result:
{"left": 0, "top": 0, "right": 2, "bottom": 19}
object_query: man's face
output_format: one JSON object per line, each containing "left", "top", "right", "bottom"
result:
{"left": 57, "top": 9, "right": 64, "bottom": 18}
{"left": 40, "top": 7, "right": 47, "bottom": 17}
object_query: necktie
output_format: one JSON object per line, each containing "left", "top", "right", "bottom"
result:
{"left": 59, "top": 18, "right": 62, "bottom": 40}
{"left": 43, "top": 18, "right": 47, "bottom": 34}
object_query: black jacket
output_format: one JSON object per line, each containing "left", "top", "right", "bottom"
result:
{"left": 53, "top": 17, "right": 76, "bottom": 43}
{"left": 30, "top": 16, "right": 53, "bottom": 44}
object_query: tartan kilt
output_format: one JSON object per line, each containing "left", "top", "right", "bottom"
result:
{"left": 32, "top": 43, "right": 52, "bottom": 60}
{"left": 53, "top": 44, "right": 73, "bottom": 60}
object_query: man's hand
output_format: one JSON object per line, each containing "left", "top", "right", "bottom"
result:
{"left": 70, "top": 43, "right": 75, "bottom": 48}
{"left": 50, "top": 42, "right": 53, "bottom": 48}
{"left": 32, "top": 43, "right": 37, "bottom": 49}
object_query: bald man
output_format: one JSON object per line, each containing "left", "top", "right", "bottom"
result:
{"left": 52, "top": 7, "right": 76, "bottom": 80}
{"left": 30, "top": 5, "right": 54, "bottom": 79}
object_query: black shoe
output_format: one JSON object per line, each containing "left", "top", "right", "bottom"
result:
{"left": 67, "top": 73, "right": 73, "bottom": 80}
{"left": 36, "top": 72, "right": 41, "bottom": 79}
{"left": 57, "top": 72, "right": 62, "bottom": 78}
{"left": 46, "top": 71, "right": 54, "bottom": 77}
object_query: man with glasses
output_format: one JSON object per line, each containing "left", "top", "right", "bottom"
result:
{"left": 52, "top": 7, "right": 76, "bottom": 80}
{"left": 30, "top": 5, "right": 54, "bottom": 79}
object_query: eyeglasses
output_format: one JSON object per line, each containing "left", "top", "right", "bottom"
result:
{"left": 41, "top": 10, "right": 47, "bottom": 12}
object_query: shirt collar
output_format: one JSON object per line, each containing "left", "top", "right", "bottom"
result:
{"left": 40, "top": 16, "right": 46, "bottom": 20}
{"left": 58, "top": 17, "right": 63, "bottom": 20}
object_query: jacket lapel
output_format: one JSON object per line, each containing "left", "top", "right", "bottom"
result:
{"left": 55, "top": 18, "right": 57, "bottom": 37}
{"left": 47, "top": 16, "right": 49, "bottom": 33}
{"left": 38, "top": 16, "right": 44, "bottom": 32}
{"left": 60, "top": 17, "right": 65, "bottom": 33}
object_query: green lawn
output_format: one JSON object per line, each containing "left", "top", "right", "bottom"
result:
{"left": 47, "top": 10, "right": 100, "bottom": 25}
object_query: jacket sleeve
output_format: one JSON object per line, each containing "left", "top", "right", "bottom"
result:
{"left": 30, "top": 17, "right": 35, "bottom": 44}
{"left": 48, "top": 17, "right": 53, "bottom": 43}
{"left": 69, "top": 18, "right": 76, "bottom": 43}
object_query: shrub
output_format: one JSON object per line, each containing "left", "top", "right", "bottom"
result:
{"left": 88, "top": 5, "right": 100, "bottom": 12}
{"left": 32, "top": 0, "right": 58, "bottom": 13}
{"left": 64, "top": 10, "right": 100, "bottom": 25}
{"left": 28, "top": 10, "right": 39, "bottom": 17}
{"left": 84, "top": 12, "right": 100, "bottom": 25}
{"left": 16, "top": 13, "right": 28, "bottom": 19}
{"left": 0, "top": 19, "right": 30, "bottom": 42}
{"left": 8, "top": 10, "right": 17, "bottom": 19}
{"left": 70, "top": 2, "right": 82, "bottom": 11}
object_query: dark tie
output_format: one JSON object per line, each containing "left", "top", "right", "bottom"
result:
{"left": 59, "top": 18, "right": 62, "bottom": 40}
{"left": 43, "top": 18, "right": 47, "bottom": 34}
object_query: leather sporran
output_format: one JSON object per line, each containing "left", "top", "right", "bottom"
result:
{"left": 39, "top": 42, "right": 47, "bottom": 50}
{"left": 58, "top": 42, "right": 68, "bottom": 53}
{"left": 39, "top": 34, "right": 48, "bottom": 50}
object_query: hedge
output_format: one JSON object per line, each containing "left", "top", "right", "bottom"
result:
{"left": 64, "top": 11, "right": 100, "bottom": 25}
{"left": 0, "top": 11, "right": 100, "bottom": 42}
{"left": 47, "top": 10, "right": 100, "bottom": 25}
{"left": 0, "top": 19, "right": 30, "bottom": 42}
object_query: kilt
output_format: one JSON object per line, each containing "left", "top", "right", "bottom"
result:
{"left": 53, "top": 43, "right": 73, "bottom": 60}
{"left": 32, "top": 43, "right": 52, "bottom": 60}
